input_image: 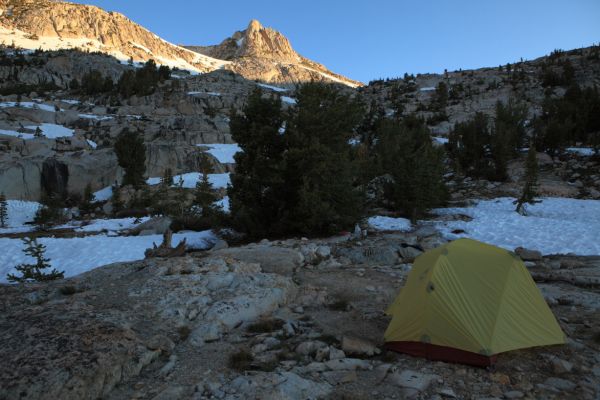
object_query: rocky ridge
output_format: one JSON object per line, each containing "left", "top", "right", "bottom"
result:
{"left": 0, "top": 1, "right": 360, "bottom": 87}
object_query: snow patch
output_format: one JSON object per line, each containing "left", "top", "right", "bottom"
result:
{"left": 147, "top": 173, "right": 231, "bottom": 189}
{"left": 197, "top": 143, "right": 242, "bottom": 164}
{"left": 0, "top": 230, "right": 217, "bottom": 283}
{"left": 0, "top": 200, "right": 40, "bottom": 230}
{"left": 215, "top": 196, "right": 230, "bottom": 213}
{"left": 566, "top": 147, "right": 596, "bottom": 156}
{"left": 433, "top": 197, "right": 600, "bottom": 255}
{"left": 368, "top": 216, "right": 412, "bottom": 232}
{"left": 257, "top": 83, "right": 288, "bottom": 92}
{"left": 0, "top": 101, "right": 57, "bottom": 112}
{"left": 78, "top": 113, "right": 114, "bottom": 121}
{"left": 93, "top": 186, "right": 113, "bottom": 202}
{"left": 25, "top": 123, "right": 73, "bottom": 139}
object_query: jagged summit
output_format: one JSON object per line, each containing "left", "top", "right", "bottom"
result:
{"left": 185, "top": 19, "right": 362, "bottom": 87}
{"left": 0, "top": 1, "right": 362, "bottom": 86}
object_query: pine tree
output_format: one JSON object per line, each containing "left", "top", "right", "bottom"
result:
{"left": 34, "top": 126, "right": 43, "bottom": 138}
{"left": 375, "top": 117, "right": 447, "bottom": 222}
{"left": 433, "top": 81, "right": 448, "bottom": 111}
{"left": 194, "top": 154, "right": 218, "bottom": 216}
{"left": 448, "top": 112, "right": 492, "bottom": 178}
{"left": 283, "top": 82, "right": 365, "bottom": 235}
{"left": 114, "top": 128, "right": 146, "bottom": 187}
{"left": 7, "top": 238, "right": 64, "bottom": 283}
{"left": 0, "top": 193, "right": 8, "bottom": 228}
{"left": 514, "top": 146, "right": 541, "bottom": 215}
{"left": 228, "top": 88, "right": 287, "bottom": 237}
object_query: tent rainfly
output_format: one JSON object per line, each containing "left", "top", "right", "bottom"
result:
{"left": 385, "top": 238, "right": 565, "bottom": 367}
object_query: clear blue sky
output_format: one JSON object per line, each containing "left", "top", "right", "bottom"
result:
{"left": 70, "top": 0, "right": 600, "bottom": 83}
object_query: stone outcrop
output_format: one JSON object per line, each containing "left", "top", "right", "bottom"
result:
{"left": 0, "top": 254, "right": 296, "bottom": 400}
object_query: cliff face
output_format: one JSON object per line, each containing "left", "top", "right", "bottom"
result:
{"left": 0, "top": 2, "right": 361, "bottom": 86}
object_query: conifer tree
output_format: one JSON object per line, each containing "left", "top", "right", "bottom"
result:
{"left": 283, "top": 82, "right": 364, "bottom": 235}
{"left": 375, "top": 117, "right": 447, "bottom": 221}
{"left": 7, "top": 238, "right": 64, "bottom": 283}
{"left": 228, "top": 88, "right": 286, "bottom": 237}
{"left": 194, "top": 154, "right": 218, "bottom": 216}
{"left": 0, "top": 193, "right": 7, "bottom": 228}
{"left": 34, "top": 193, "right": 66, "bottom": 231}
{"left": 514, "top": 146, "right": 541, "bottom": 215}
{"left": 114, "top": 128, "right": 146, "bottom": 187}
{"left": 111, "top": 184, "right": 123, "bottom": 214}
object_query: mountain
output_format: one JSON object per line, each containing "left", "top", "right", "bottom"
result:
{"left": 185, "top": 20, "right": 362, "bottom": 87}
{"left": 0, "top": 1, "right": 361, "bottom": 86}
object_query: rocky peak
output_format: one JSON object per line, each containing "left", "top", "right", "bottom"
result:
{"left": 186, "top": 20, "right": 363, "bottom": 87}
{"left": 239, "top": 19, "right": 299, "bottom": 63}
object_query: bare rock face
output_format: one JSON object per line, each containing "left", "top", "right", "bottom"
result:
{"left": 0, "top": 254, "right": 297, "bottom": 400}
{"left": 0, "top": 1, "right": 361, "bottom": 87}
{"left": 188, "top": 20, "right": 298, "bottom": 63}
{"left": 0, "top": 0, "right": 226, "bottom": 72}
{"left": 186, "top": 19, "right": 363, "bottom": 87}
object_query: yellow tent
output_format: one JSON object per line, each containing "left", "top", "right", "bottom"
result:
{"left": 385, "top": 238, "right": 565, "bottom": 366}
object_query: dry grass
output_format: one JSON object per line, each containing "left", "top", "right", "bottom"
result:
{"left": 228, "top": 349, "right": 254, "bottom": 371}
{"left": 246, "top": 318, "right": 284, "bottom": 333}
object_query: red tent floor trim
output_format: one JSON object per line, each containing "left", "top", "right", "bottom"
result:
{"left": 385, "top": 341, "right": 498, "bottom": 367}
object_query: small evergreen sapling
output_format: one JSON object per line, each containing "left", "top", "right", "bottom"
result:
{"left": 514, "top": 146, "right": 541, "bottom": 215}
{"left": 80, "top": 183, "right": 94, "bottom": 213}
{"left": 0, "top": 193, "right": 7, "bottom": 228}
{"left": 111, "top": 184, "right": 123, "bottom": 214}
{"left": 194, "top": 155, "right": 218, "bottom": 217}
{"left": 7, "top": 238, "right": 64, "bottom": 283}
{"left": 161, "top": 168, "right": 174, "bottom": 187}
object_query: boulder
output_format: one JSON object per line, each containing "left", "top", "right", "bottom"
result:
{"left": 341, "top": 336, "right": 380, "bottom": 357}
{"left": 388, "top": 370, "right": 439, "bottom": 394}
{"left": 131, "top": 216, "right": 173, "bottom": 236}
{"left": 398, "top": 244, "right": 423, "bottom": 262}
{"left": 515, "top": 247, "right": 543, "bottom": 261}
{"left": 212, "top": 245, "right": 304, "bottom": 275}
{"left": 551, "top": 357, "right": 573, "bottom": 374}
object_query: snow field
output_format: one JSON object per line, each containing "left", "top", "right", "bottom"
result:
{"left": 433, "top": 197, "right": 600, "bottom": 255}
{"left": 0, "top": 230, "right": 216, "bottom": 283}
